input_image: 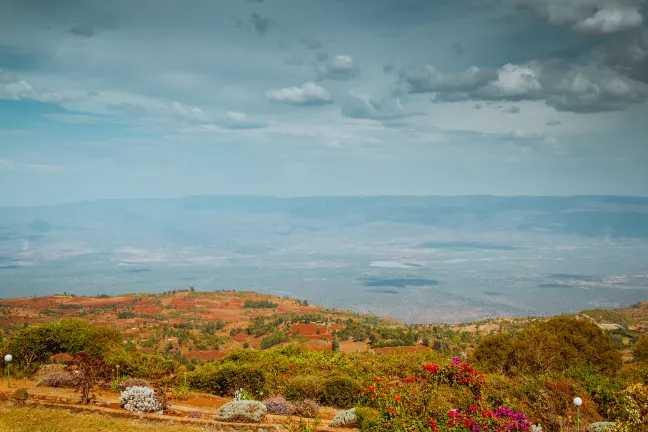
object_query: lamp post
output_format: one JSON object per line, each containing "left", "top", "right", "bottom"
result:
{"left": 573, "top": 397, "right": 583, "bottom": 432}
{"left": 4, "top": 354, "right": 12, "bottom": 388}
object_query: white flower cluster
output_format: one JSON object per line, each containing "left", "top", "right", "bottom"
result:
{"left": 120, "top": 386, "right": 164, "bottom": 415}
{"left": 233, "top": 388, "right": 247, "bottom": 401}
{"left": 530, "top": 425, "right": 543, "bottom": 432}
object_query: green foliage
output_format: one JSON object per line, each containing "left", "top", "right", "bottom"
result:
{"left": 203, "top": 320, "right": 225, "bottom": 334}
{"left": 565, "top": 365, "right": 622, "bottom": 418}
{"left": 284, "top": 375, "right": 325, "bottom": 402}
{"left": 260, "top": 331, "right": 289, "bottom": 349}
{"left": 6, "top": 319, "right": 121, "bottom": 373}
{"left": 634, "top": 336, "right": 648, "bottom": 363}
{"left": 320, "top": 376, "right": 361, "bottom": 408}
{"left": 472, "top": 316, "right": 622, "bottom": 377}
{"left": 471, "top": 333, "right": 516, "bottom": 373}
{"left": 117, "top": 311, "right": 137, "bottom": 319}
{"left": 243, "top": 299, "right": 279, "bottom": 309}
{"left": 189, "top": 362, "right": 266, "bottom": 397}
{"left": 332, "top": 331, "right": 340, "bottom": 352}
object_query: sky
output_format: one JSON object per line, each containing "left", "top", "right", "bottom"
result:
{"left": 1, "top": 0, "right": 647, "bottom": 206}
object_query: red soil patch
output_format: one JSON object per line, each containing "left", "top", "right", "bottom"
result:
{"left": 183, "top": 350, "right": 228, "bottom": 361}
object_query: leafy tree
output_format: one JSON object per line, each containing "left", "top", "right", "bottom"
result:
{"left": 635, "top": 336, "right": 648, "bottom": 363}
{"left": 471, "top": 333, "right": 515, "bottom": 373}
{"left": 332, "top": 331, "right": 340, "bottom": 352}
{"left": 472, "top": 316, "right": 622, "bottom": 376}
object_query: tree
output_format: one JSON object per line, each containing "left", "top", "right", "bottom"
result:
{"left": 332, "top": 331, "right": 340, "bottom": 352}
{"left": 473, "top": 316, "right": 623, "bottom": 376}
{"left": 470, "top": 333, "right": 515, "bottom": 373}
{"left": 635, "top": 336, "right": 648, "bottom": 363}
{"left": 65, "top": 352, "right": 109, "bottom": 404}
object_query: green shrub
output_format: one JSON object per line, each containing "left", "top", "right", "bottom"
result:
{"left": 284, "top": 375, "right": 325, "bottom": 402}
{"left": 189, "top": 363, "right": 266, "bottom": 398}
{"left": 260, "top": 331, "right": 288, "bottom": 349}
{"left": 320, "top": 376, "right": 361, "bottom": 408}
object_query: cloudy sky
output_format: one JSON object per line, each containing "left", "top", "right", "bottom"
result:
{"left": 1, "top": 0, "right": 647, "bottom": 206}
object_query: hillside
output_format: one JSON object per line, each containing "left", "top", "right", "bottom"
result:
{"left": 1, "top": 292, "right": 646, "bottom": 363}
{"left": 0, "top": 290, "right": 416, "bottom": 361}
{"left": 1, "top": 292, "right": 647, "bottom": 431}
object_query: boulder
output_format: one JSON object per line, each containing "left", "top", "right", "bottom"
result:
{"left": 588, "top": 422, "right": 615, "bottom": 432}
{"left": 332, "top": 407, "right": 357, "bottom": 428}
{"left": 11, "top": 388, "right": 28, "bottom": 401}
{"left": 215, "top": 400, "right": 267, "bottom": 423}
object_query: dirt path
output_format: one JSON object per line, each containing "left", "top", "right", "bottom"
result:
{"left": 0, "top": 379, "right": 341, "bottom": 423}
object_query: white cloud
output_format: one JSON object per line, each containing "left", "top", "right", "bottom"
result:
{"left": 0, "top": 69, "right": 62, "bottom": 103}
{"left": 502, "top": 0, "right": 645, "bottom": 34}
{"left": 266, "top": 82, "right": 332, "bottom": 105}
{"left": 403, "top": 65, "right": 498, "bottom": 93}
{"left": 574, "top": 7, "right": 643, "bottom": 34}
{"left": 316, "top": 55, "right": 361, "bottom": 81}
{"left": 341, "top": 91, "right": 425, "bottom": 122}
{"left": 221, "top": 111, "right": 267, "bottom": 129}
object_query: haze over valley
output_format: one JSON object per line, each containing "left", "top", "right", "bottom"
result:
{"left": 1, "top": 195, "right": 647, "bottom": 323}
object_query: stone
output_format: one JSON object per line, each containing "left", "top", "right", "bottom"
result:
{"left": 215, "top": 400, "right": 267, "bottom": 423}
{"left": 588, "top": 422, "right": 615, "bottom": 432}
{"left": 11, "top": 388, "right": 28, "bottom": 401}
{"left": 331, "top": 407, "right": 357, "bottom": 428}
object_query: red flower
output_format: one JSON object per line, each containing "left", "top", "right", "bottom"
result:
{"left": 403, "top": 377, "right": 415, "bottom": 383}
{"left": 393, "top": 395, "right": 402, "bottom": 401}
{"left": 367, "top": 385, "right": 376, "bottom": 392}
{"left": 374, "top": 378, "right": 383, "bottom": 383}
{"left": 423, "top": 364, "right": 440, "bottom": 373}
{"left": 448, "top": 410, "right": 457, "bottom": 419}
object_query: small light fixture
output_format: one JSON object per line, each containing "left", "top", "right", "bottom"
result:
{"left": 573, "top": 397, "right": 583, "bottom": 432}
{"left": 4, "top": 354, "right": 12, "bottom": 389}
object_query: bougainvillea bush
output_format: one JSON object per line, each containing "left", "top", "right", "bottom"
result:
{"left": 358, "top": 357, "right": 531, "bottom": 432}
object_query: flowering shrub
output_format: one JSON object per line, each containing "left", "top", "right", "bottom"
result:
{"left": 294, "top": 399, "right": 320, "bottom": 418}
{"left": 610, "top": 384, "right": 648, "bottom": 432}
{"left": 36, "top": 372, "right": 76, "bottom": 388}
{"left": 447, "top": 406, "right": 531, "bottom": 431}
{"left": 120, "top": 385, "right": 167, "bottom": 414}
{"left": 117, "top": 377, "right": 149, "bottom": 392}
{"left": 359, "top": 357, "right": 530, "bottom": 432}
{"left": 263, "top": 396, "right": 296, "bottom": 415}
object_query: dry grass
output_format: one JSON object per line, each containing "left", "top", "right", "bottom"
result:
{"left": 0, "top": 405, "right": 211, "bottom": 432}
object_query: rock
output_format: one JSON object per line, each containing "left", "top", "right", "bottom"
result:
{"left": 331, "top": 407, "right": 357, "bottom": 428}
{"left": 588, "top": 422, "right": 615, "bottom": 432}
{"left": 215, "top": 400, "right": 267, "bottom": 423}
{"left": 11, "top": 388, "right": 28, "bottom": 401}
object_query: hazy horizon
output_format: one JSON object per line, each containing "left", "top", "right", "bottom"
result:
{"left": 1, "top": 194, "right": 647, "bottom": 323}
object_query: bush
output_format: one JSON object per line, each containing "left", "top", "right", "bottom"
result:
{"left": 260, "top": 331, "right": 289, "bottom": 350}
{"left": 120, "top": 386, "right": 167, "bottom": 414}
{"left": 244, "top": 299, "right": 278, "bottom": 309}
{"left": 189, "top": 363, "right": 266, "bottom": 397}
{"left": 320, "top": 376, "right": 361, "bottom": 408}
{"left": 263, "top": 396, "right": 296, "bottom": 415}
{"left": 294, "top": 399, "right": 319, "bottom": 418}
{"left": 635, "top": 336, "right": 648, "bottom": 363}
{"left": 284, "top": 375, "right": 325, "bottom": 402}
{"left": 472, "top": 317, "right": 622, "bottom": 377}
{"left": 36, "top": 372, "right": 75, "bottom": 388}
{"left": 117, "top": 377, "right": 150, "bottom": 392}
